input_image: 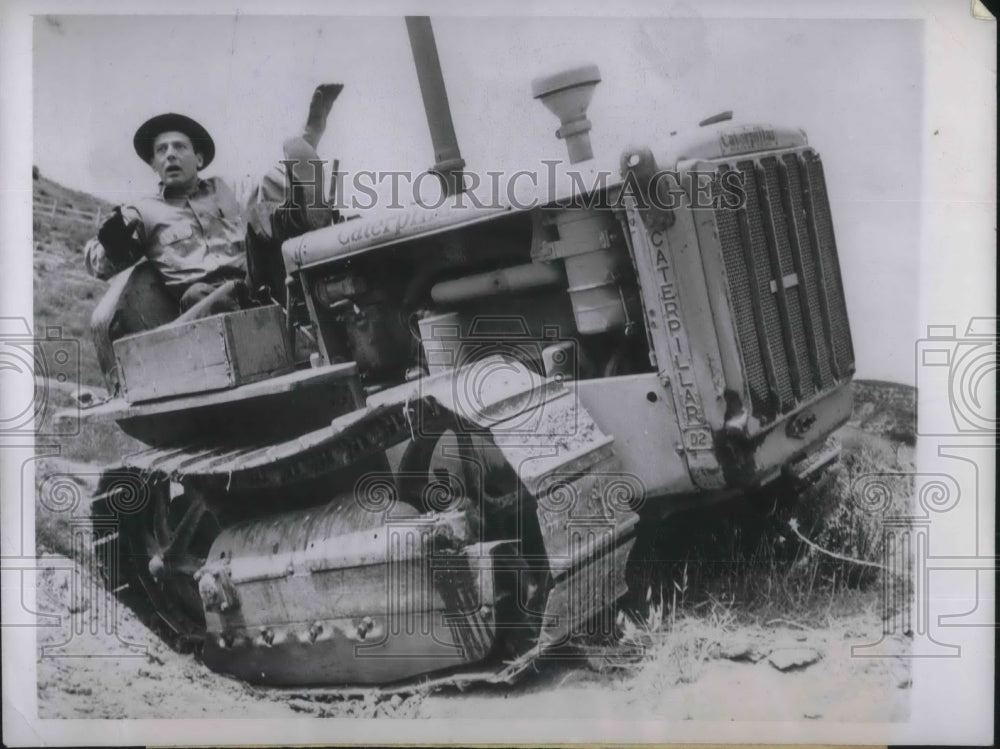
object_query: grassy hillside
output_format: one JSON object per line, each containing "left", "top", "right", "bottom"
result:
{"left": 33, "top": 169, "right": 114, "bottom": 387}
{"left": 847, "top": 379, "right": 916, "bottom": 445}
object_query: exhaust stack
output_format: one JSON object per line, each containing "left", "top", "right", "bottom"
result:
{"left": 405, "top": 16, "right": 466, "bottom": 197}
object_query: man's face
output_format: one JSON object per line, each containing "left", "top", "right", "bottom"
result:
{"left": 151, "top": 131, "right": 203, "bottom": 194}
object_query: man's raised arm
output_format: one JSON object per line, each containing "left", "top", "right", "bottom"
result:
{"left": 243, "top": 83, "right": 342, "bottom": 304}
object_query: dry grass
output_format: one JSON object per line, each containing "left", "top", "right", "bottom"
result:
{"left": 617, "top": 582, "right": 746, "bottom": 691}
{"left": 604, "top": 400, "right": 916, "bottom": 699}
{"left": 617, "top": 420, "right": 914, "bottom": 653}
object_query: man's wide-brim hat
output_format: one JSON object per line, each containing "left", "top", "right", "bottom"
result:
{"left": 133, "top": 113, "right": 215, "bottom": 168}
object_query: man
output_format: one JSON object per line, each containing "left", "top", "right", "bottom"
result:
{"left": 85, "top": 85, "right": 342, "bottom": 315}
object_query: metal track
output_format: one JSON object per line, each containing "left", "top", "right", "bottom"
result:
{"left": 93, "top": 358, "right": 639, "bottom": 685}
{"left": 90, "top": 472, "right": 206, "bottom": 651}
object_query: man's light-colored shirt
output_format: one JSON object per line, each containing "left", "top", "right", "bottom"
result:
{"left": 84, "top": 177, "right": 247, "bottom": 288}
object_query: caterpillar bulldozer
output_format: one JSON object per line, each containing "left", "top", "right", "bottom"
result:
{"left": 83, "top": 17, "right": 854, "bottom": 687}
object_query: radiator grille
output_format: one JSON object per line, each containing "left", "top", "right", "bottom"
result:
{"left": 712, "top": 148, "right": 854, "bottom": 425}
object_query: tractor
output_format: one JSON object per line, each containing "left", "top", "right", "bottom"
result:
{"left": 84, "top": 17, "right": 853, "bottom": 686}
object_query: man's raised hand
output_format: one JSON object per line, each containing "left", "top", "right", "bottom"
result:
{"left": 303, "top": 83, "right": 343, "bottom": 148}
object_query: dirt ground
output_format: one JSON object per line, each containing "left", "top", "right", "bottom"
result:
{"left": 33, "top": 550, "right": 910, "bottom": 721}
{"left": 34, "top": 555, "right": 299, "bottom": 719}
{"left": 417, "top": 614, "right": 911, "bottom": 722}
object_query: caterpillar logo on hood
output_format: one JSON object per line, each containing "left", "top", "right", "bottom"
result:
{"left": 719, "top": 126, "right": 780, "bottom": 156}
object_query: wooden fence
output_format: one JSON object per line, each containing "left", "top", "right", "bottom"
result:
{"left": 33, "top": 196, "right": 103, "bottom": 227}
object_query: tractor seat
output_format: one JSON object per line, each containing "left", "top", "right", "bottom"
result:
{"left": 89, "top": 263, "right": 254, "bottom": 396}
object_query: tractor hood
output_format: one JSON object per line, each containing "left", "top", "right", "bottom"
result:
{"left": 281, "top": 118, "right": 808, "bottom": 273}
{"left": 282, "top": 201, "right": 512, "bottom": 271}
{"left": 281, "top": 164, "right": 628, "bottom": 271}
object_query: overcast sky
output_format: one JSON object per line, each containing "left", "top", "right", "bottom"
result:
{"left": 33, "top": 15, "right": 922, "bottom": 383}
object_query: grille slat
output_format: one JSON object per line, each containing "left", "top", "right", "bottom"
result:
{"left": 799, "top": 155, "right": 841, "bottom": 378}
{"left": 778, "top": 153, "right": 834, "bottom": 390}
{"left": 713, "top": 164, "right": 772, "bottom": 419}
{"left": 757, "top": 157, "right": 814, "bottom": 400}
{"left": 712, "top": 147, "right": 853, "bottom": 426}
{"left": 802, "top": 152, "right": 855, "bottom": 375}
{"left": 737, "top": 160, "right": 795, "bottom": 412}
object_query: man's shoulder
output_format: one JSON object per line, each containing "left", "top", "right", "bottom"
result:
{"left": 201, "top": 177, "right": 240, "bottom": 213}
{"left": 202, "top": 176, "right": 234, "bottom": 193}
{"left": 199, "top": 176, "right": 241, "bottom": 207}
